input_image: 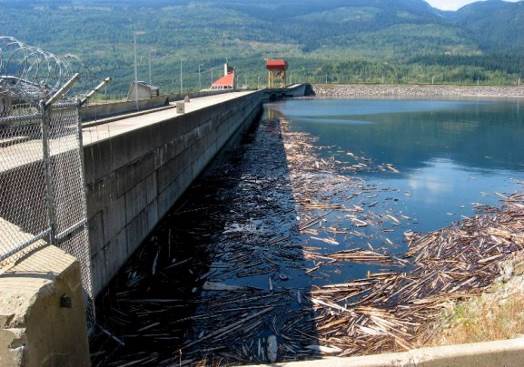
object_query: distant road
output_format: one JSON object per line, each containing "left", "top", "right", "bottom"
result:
{"left": 314, "top": 84, "right": 524, "bottom": 99}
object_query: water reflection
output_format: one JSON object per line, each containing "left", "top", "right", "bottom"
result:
{"left": 276, "top": 99, "right": 524, "bottom": 173}
{"left": 269, "top": 98, "right": 524, "bottom": 273}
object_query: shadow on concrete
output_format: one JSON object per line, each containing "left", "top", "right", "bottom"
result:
{"left": 90, "top": 103, "right": 319, "bottom": 365}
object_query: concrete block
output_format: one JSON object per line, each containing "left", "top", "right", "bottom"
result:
{"left": 176, "top": 101, "right": 185, "bottom": 114}
{"left": 183, "top": 110, "right": 204, "bottom": 133}
{"left": 110, "top": 128, "right": 154, "bottom": 173}
{"left": 115, "top": 152, "right": 155, "bottom": 197}
{"left": 150, "top": 120, "right": 186, "bottom": 157}
{"left": 124, "top": 173, "right": 157, "bottom": 223}
{"left": 0, "top": 245, "right": 90, "bottom": 367}
{"left": 87, "top": 211, "right": 105, "bottom": 256}
{"left": 126, "top": 200, "right": 158, "bottom": 256}
{"left": 103, "top": 229, "right": 128, "bottom": 282}
{"left": 90, "top": 250, "right": 107, "bottom": 296}
{"left": 177, "top": 164, "right": 194, "bottom": 195}
{"left": 102, "top": 194, "right": 126, "bottom": 244}
{"left": 190, "top": 136, "right": 207, "bottom": 163}
{"left": 146, "top": 199, "right": 159, "bottom": 234}
{"left": 156, "top": 148, "right": 191, "bottom": 193}
{"left": 86, "top": 175, "right": 117, "bottom": 220}
{"left": 125, "top": 211, "right": 147, "bottom": 256}
{"left": 157, "top": 180, "right": 181, "bottom": 219}
{"left": 84, "top": 140, "right": 113, "bottom": 184}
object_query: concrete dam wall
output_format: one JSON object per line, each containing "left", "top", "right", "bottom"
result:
{"left": 84, "top": 91, "right": 265, "bottom": 294}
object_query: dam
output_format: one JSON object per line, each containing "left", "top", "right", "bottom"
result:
{"left": 0, "top": 84, "right": 313, "bottom": 366}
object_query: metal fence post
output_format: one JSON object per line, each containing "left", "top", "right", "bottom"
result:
{"left": 40, "top": 100, "right": 57, "bottom": 245}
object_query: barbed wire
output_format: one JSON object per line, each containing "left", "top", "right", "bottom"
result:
{"left": 0, "top": 36, "right": 78, "bottom": 105}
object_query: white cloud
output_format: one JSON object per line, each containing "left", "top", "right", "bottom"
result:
{"left": 425, "top": 0, "right": 521, "bottom": 11}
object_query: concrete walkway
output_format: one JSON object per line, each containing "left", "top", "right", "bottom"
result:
{"left": 82, "top": 90, "right": 256, "bottom": 145}
{"left": 0, "top": 91, "right": 257, "bottom": 173}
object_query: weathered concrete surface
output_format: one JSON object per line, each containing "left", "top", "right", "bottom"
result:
{"left": 246, "top": 337, "right": 524, "bottom": 367}
{"left": 84, "top": 90, "right": 266, "bottom": 294}
{"left": 0, "top": 233, "right": 90, "bottom": 367}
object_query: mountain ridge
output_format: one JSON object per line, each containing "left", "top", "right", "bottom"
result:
{"left": 0, "top": 0, "right": 522, "bottom": 93}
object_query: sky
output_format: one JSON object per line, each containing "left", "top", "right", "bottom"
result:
{"left": 425, "top": 0, "right": 520, "bottom": 11}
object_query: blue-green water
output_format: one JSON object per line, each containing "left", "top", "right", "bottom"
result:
{"left": 270, "top": 98, "right": 524, "bottom": 282}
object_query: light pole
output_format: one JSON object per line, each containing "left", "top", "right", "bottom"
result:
{"left": 133, "top": 31, "right": 146, "bottom": 111}
{"left": 149, "top": 49, "right": 156, "bottom": 85}
{"left": 198, "top": 64, "right": 204, "bottom": 91}
{"left": 180, "top": 59, "right": 183, "bottom": 94}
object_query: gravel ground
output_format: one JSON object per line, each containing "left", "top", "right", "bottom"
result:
{"left": 313, "top": 84, "right": 524, "bottom": 99}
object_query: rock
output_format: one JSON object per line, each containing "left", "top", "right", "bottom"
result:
{"left": 267, "top": 335, "right": 278, "bottom": 362}
{"left": 305, "top": 344, "right": 342, "bottom": 354}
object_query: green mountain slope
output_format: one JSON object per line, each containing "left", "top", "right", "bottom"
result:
{"left": 0, "top": 0, "right": 522, "bottom": 94}
{"left": 453, "top": 0, "right": 524, "bottom": 54}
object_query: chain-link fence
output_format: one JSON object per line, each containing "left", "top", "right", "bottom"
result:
{"left": 0, "top": 98, "right": 95, "bottom": 326}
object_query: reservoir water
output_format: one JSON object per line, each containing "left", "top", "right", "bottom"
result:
{"left": 268, "top": 98, "right": 524, "bottom": 282}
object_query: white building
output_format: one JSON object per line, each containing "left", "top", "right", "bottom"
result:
{"left": 127, "top": 81, "right": 160, "bottom": 101}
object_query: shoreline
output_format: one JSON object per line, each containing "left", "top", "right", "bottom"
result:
{"left": 312, "top": 84, "right": 524, "bottom": 99}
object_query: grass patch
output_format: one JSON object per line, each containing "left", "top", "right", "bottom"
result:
{"left": 426, "top": 276, "right": 524, "bottom": 346}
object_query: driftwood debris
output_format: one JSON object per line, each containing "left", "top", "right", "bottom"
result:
{"left": 90, "top": 115, "right": 524, "bottom": 367}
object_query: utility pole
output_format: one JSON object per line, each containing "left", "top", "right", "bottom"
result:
{"left": 133, "top": 31, "right": 145, "bottom": 111}
{"left": 180, "top": 59, "right": 183, "bottom": 94}
{"left": 198, "top": 64, "right": 203, "bottom": 91}
{"left": 148, "top": 49, "right": 155, "bottom": 85}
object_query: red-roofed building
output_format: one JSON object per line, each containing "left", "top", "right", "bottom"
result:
{"left": 211, "top": 64, "right": 236, "bottom": 90}
{"left": 266, "top": 59, "right": 288, "bottom": 88}
{"left": 266, "top": 59, "right": 288, "bottom": 70}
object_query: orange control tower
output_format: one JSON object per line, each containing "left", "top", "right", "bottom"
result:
{"left": 266, "top": 59, "right": 288, "bottom": 88}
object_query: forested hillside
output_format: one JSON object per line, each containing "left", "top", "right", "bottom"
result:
{"left": 0, "top": 0, "right": 522, "bottom": 96}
